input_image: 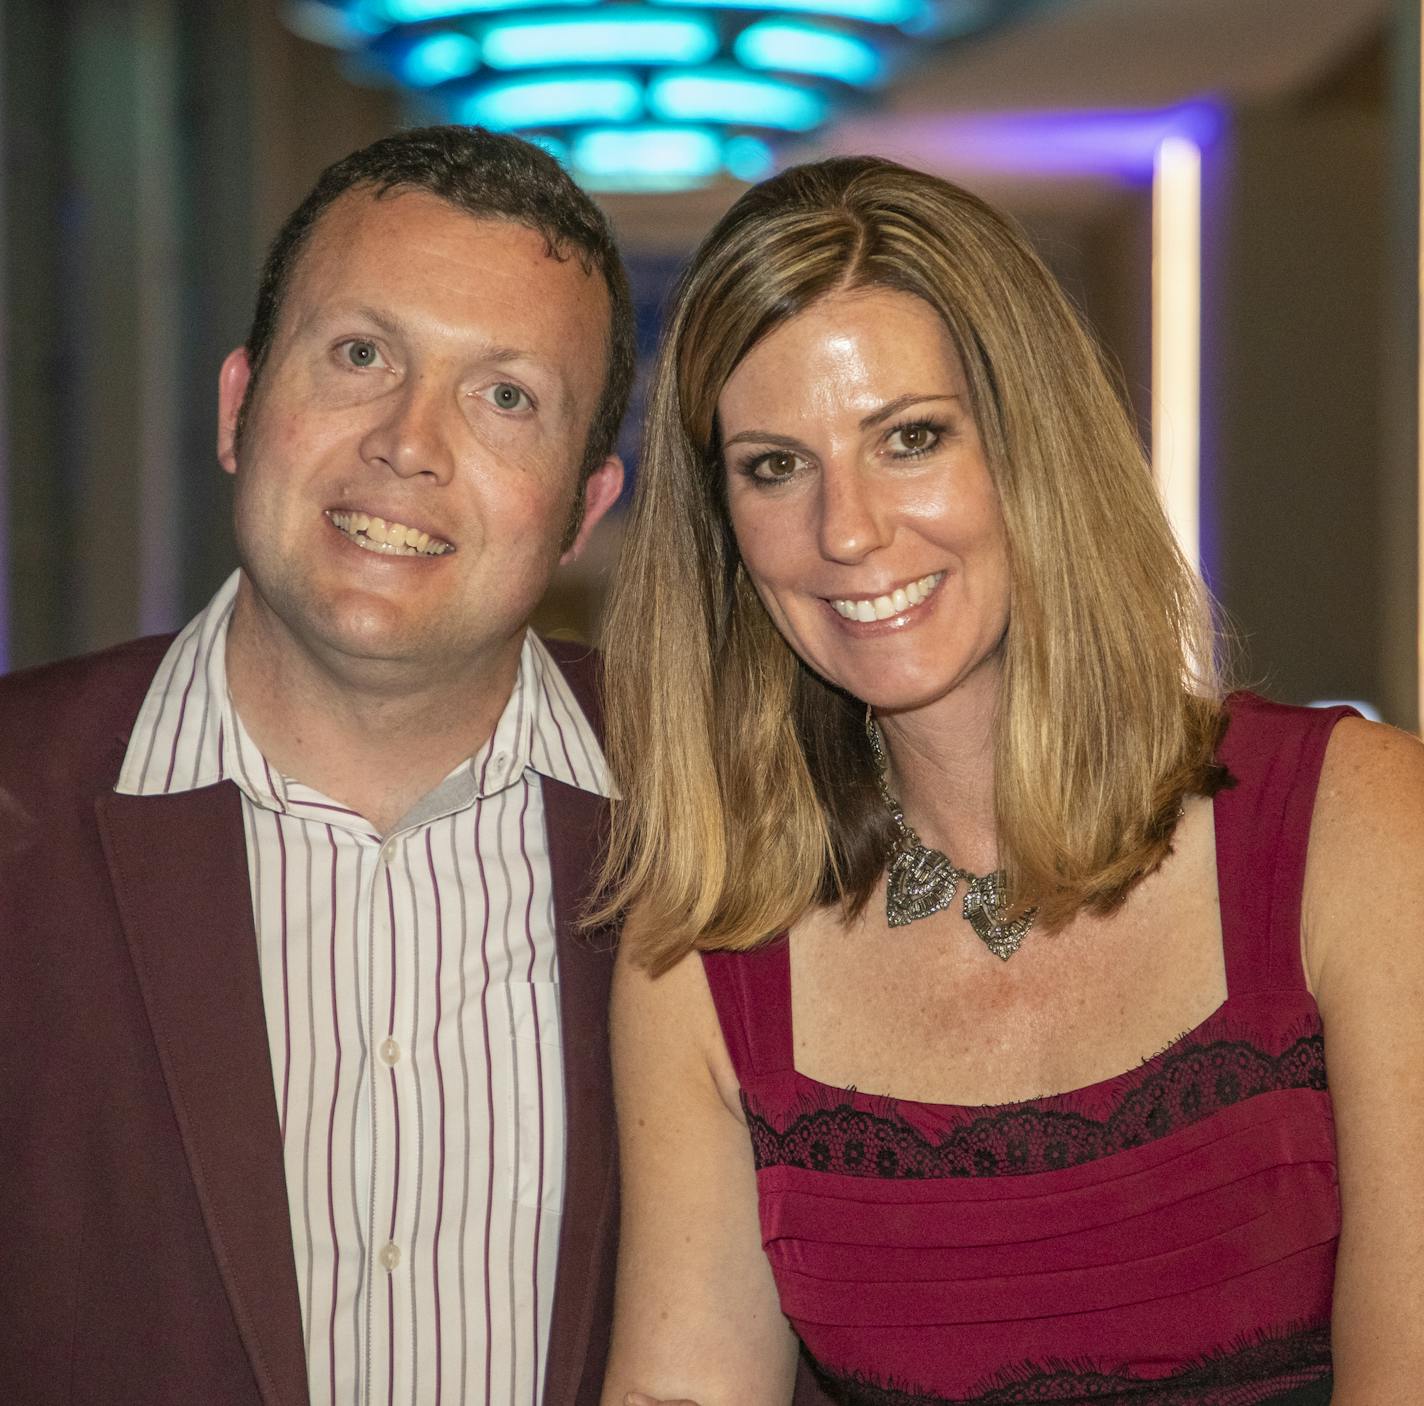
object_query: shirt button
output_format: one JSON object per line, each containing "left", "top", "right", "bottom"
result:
{"left": 378, "top": 838, "right": 397, "bottom": 864}
{"left": 379, "top": 1242, "right": 401, "bottom": 1272}
{"left": 379, "top": 1037, "right": 401, "bottom": 1066}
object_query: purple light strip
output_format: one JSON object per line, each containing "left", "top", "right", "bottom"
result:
{"left": 833, "top": 100, "right": 1224, "bottom": 183}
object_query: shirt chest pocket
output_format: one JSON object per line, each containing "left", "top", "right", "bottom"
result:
{"left": 488, "top": 980, "right": 565, "bottom": 1215}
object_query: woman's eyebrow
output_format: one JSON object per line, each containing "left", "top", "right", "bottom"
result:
{"left": 721, "top": 394, "right": 966, "bottom": 451}
{"left": 721, "top": 429, "right": 806, "bottom": 451}
{"left": 859, "top": 392, "right": 963, "bottom": 429}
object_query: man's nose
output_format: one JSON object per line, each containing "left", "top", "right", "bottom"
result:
{"left": 817, "top": 464, "right": 892, "bottom": 563}
{"left": 359, "top": 377, "right": 457, "bottom": 485}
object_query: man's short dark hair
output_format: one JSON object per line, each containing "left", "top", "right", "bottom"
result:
{"left": 239, "top": 125, "right": 635, "bottom": 491}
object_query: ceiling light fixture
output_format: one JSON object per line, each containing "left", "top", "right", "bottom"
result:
{"left": 287, "top": 0, "right": 1043, "bottom": 191}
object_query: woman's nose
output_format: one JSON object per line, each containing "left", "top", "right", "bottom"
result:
{"left": 817, "top": 465, "right": 892, "bottom": 563}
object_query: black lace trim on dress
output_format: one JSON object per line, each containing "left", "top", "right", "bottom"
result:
{"left": 746, "top": 1035, "right": 1325, "bottom": 1178}
{"left": 810, "top": 1322, "right": 1331, "bottom": 1405}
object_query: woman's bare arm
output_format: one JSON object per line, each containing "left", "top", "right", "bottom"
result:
{"left": 600, "top": 944, "right": 799, "bottom": 1406}
{"left": 1302, "top": 718, "right": 1424, "bottom": 1401}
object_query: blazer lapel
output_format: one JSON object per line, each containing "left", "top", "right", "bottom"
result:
{"left": 96, "top": 783, "right": 310, "bottom": 1406}
{"left": 541, "top": 776, "right": 618, "bottom": 1406}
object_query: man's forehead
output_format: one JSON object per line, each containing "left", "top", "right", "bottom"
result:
{"left": 282, "top": 188, "right": 606, "bottom": 324}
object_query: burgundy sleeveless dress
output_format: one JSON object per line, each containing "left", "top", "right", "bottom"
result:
{"left": 703, "top": 695, "right": 1350, "bottom": 1405}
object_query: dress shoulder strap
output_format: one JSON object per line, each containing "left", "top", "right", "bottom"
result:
{"left": 700, "top": 937, "right": 796, "bottom": 1085}
{"left": 1213, "top": 692, "right": 1358, "bottom": 995}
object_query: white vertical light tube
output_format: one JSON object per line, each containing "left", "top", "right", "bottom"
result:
{"left": 1151, "top": 134, "right": 1202, "bottom": 576}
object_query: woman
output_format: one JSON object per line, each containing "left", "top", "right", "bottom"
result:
{"left": 595, "top": 157, "right": 1424, "bottom": 1405}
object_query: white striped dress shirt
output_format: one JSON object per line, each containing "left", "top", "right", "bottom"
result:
{"left": 116, "top": 571, "right": 611, "bottom": 1406}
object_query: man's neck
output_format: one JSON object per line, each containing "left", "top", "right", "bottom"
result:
{"left": 224, "top": 590, "right": 522, "bottom": 835}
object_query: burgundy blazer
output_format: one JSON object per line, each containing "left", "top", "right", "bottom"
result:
{"left": 0, "top": 634, "right": 617, "bottom": 1406}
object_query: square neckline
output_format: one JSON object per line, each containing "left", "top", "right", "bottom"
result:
{"left": 779, "top": 740, "right": 1317, "bottom": 1115}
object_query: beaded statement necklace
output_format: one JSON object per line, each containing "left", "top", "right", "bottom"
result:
{"left": 866, "top": 712, "right": 1036, "bottom": 961}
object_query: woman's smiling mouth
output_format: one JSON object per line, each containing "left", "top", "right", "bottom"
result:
{"left": 829, "top": 572, "right": 945, "bottom": 622}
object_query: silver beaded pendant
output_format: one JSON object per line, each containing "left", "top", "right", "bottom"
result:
{"left": 885, "top": 839, "right": 962, "bottom": 927}
{"left": 961, "top": 871, "right": 1034, "bottom": 960}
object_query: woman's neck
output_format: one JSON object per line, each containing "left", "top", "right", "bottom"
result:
{"left": 876, "top": 666, "right": 1000, "bottom": 874}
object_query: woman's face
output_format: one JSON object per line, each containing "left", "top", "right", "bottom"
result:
{"left": 718, "top": 287, "right": 1011, "bottom": 718}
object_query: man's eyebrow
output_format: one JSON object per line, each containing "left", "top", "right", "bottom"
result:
{"left": 292, "top": 308, "right": 540, "bottom": 366}
{"left": 294, "top": 303, "right": 404, "bottom": 339}
{"left": 478, "top": 343, "right": 534, "bottom": 365}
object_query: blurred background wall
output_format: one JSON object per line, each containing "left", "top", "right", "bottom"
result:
{"left": 1, "top": 0, "right": 1419, "bottom": 728}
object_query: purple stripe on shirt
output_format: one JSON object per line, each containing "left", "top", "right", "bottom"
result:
{"left": 326, "top": 830, "right": 344, "bottom": 1406}
{"left": 387, "top": 866, "right": 401, "bottom": 1238}
{"left": 291, "top": 799, "right": 366, "bottom": 817}
{"left": 300, "top": 827, "right": 319, "bottom": 1352}
{"left": 159, "top": 633, "right": 204, "bottom": 793}
{"left": 474, "top": 799, "right": 497, "bottom": 1406}
{"left": 449, "top": 816, "right": 474, "bottom": 1406}
{"left": 132, "top": 623, "right": 190, "bottom": 790}
{"left": 494, "top": 785, "right": 522, "bottom": 1406}
{"left": 399, "top": 849, "right": 425, "bottom": 1406}
{"left": 385, "top": 864, "right": 402, "bottom": 1406}
{"left": 261, "top": 754, "right": 285, "bottom": 812}
{"left": 187, "top": 652, "right": 216, "bottom": 793}
{"left": 539, "top": 650, "right": 604, "bottom": 786}
{"left": 518, "top": 784, "right": 547, "bottom": 1405}
{"left": 276, "top": 813, "right": 292, "bottom": 1140}
{"left": 427, "top": 829, "right": 448, "bottom": 1406}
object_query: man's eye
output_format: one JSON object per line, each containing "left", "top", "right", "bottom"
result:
{"left": 483, "top": 382, "right": 532, "bottom": 412}
{"left": 343, "top": 340, "right": 382, "bottom": 369}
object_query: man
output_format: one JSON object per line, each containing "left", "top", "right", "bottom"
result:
{"left": 0, "top": 126, "right": 631, "bottom": 1406}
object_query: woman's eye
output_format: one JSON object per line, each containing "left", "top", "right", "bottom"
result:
{"left": 483, "top": 382, "right": 532, "bottom": 412}
{"left": 887, "top": 421, "right": 940, "bottom": 456}
{"left": 342, "top": 339, "right": 383, "bottom": 369}
{"left": 751, "top": 450, "right": 801, "bottom": 482}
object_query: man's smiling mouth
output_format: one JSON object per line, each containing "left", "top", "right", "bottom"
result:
{"left": 830, "top": 572, "right": 945, "bottom": 622}
{"left": 326, "top": 510, "right": 453, "bottom": 557}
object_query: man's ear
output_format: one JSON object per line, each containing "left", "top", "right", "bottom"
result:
{"left": 561, "top": 455, "right": 625, "bottom": 564}
{"left": 216, "top": 347, "right": 253, "bottom": 475}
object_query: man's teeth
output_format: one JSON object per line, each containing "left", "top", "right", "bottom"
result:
{"left": 831, "top": 572, "right": 944, "bottom": 621}
{"left": 327, "top": 511, "right": 452, "bottom": 556}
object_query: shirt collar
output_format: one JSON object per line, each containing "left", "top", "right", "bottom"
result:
{"left": 117, "top": 570, "right": 612, "bottom": 814}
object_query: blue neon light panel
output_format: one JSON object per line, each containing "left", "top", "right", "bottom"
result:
{"left": 367, "top": 0, "right": 597, "bottom": 20}
{"left": 659, "top": 0, "right": 926, "bottom": 26}
{"left": 400, "top": 32, "right": 481, "bottom": 85}
{"left": 462, "top": 74, "right": 645, "bottom": 128}
{"left": 651, "top": 70, "right": 826, "bottom": 129}
{"left": 483, "top": 11, "right": 719, "bottom": 68}
{"left": 575, "top": 126, "right": 725, "bottom": 188}
{"left": 735, "top": 21, "right": 883, "bottom": 83}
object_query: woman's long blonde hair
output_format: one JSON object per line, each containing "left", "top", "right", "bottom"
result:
{"left": 596, "top": 156, "right": 1224, "bottom": 973}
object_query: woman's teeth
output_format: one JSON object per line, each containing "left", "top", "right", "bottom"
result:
{"left": 831, "top": 572, "right": 944, "bottom": 622}
{"left": 327, "top": 511, "right": 452, "bottom": 556}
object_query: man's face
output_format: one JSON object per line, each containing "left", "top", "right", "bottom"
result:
{"left": 217, "top": 189, "right": 622, "bottom": 689}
